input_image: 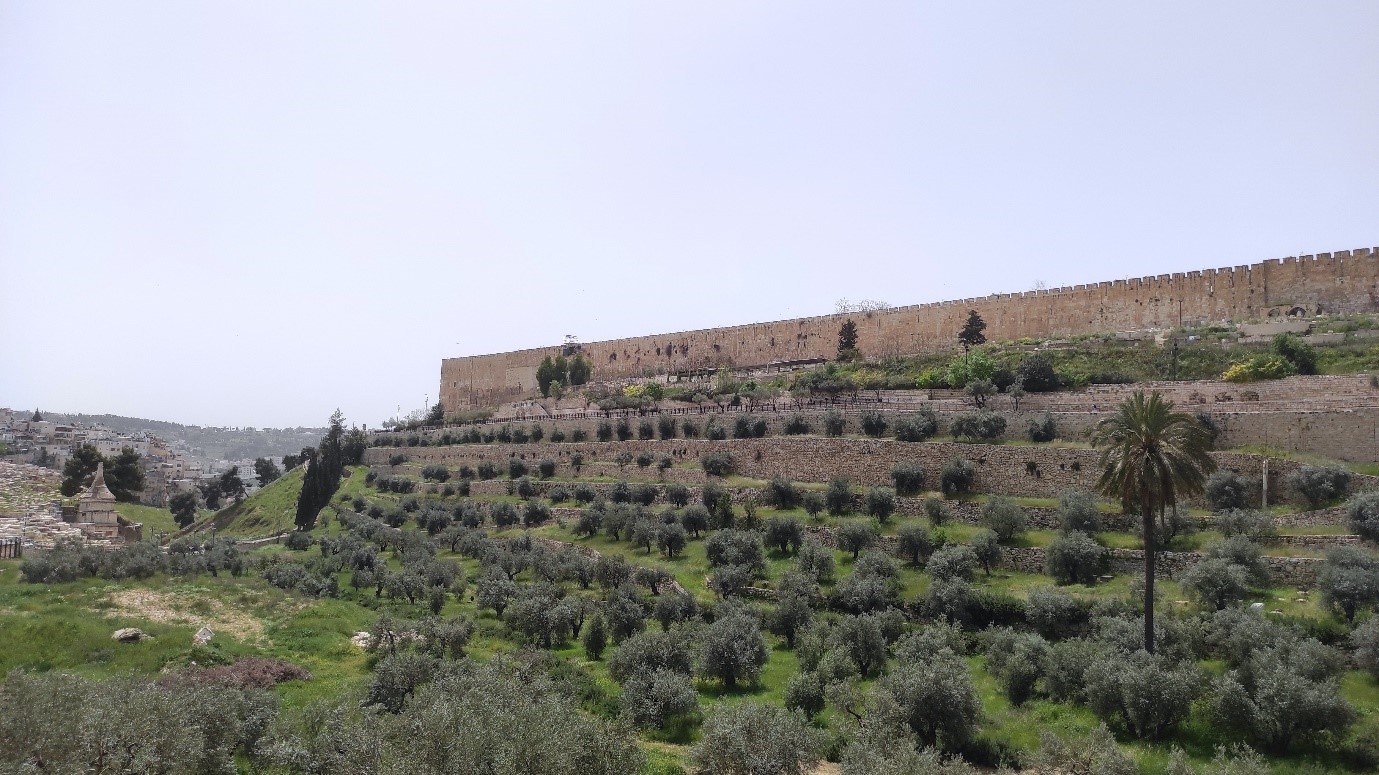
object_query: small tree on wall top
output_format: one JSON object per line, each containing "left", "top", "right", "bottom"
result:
{"left": 837, "top": 318, "right": 860, "bottom": 361}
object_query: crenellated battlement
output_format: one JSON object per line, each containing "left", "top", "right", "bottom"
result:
{"left": 441, "top": 246, "right": 1379, "bottom": 408}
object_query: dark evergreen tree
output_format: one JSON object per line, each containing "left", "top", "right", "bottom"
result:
{"left": 837, "top": 319, "right": 859, "bottom": 360}
{"left": 425, "top": 401, "right": 444, "bottom": 426}
{"left": 959, "top": 310, "right": 987, "bottom": 353}
{"left": 219, "top": 466, "right": 246, "bottom": 504}
{"left": 168, "top": 491, "right": 199, "bottom": 528}
{"left": 569, "top": 354, "right": 592, "bottom": 385}
{"left": 294, "top": 410, "right": 349, "bottom": 530}
{"left": 104, "top": 447, "right": 145, "bottom": 502}
{"left": 254, "top": 457, "right": 282, "bottom": 486}
{"left": 59, "top": 445, "right": 103, "bottom": 496}
{"left": 199, "top": 480, "right": 224, "bottom": 511}
{"left": 535, "top": 357, "right": 558, "bottom": 397}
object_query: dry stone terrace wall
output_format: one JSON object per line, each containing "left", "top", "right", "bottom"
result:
{"left": 366, "top": 437, "right": 1379, "bottom": 507}
{"left": 442, "top": 248, "right": 1379, "bottom": 406}
{"left": 418, "top": 374, "right": 1379, "bottom": 462}
{"left": 802, "top": 525, "right": 1327, "bottom": 588}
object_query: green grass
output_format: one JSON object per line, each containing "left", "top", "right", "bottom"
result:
{"left": 114, "top": 502, "right": 182, "bottom": 538}
{"left": 200, "top": 466, "right": 306, "bottom": 537}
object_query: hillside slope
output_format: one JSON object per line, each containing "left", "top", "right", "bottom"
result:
{"left": 196, "top": 467, "right": 305, "bottom": 538}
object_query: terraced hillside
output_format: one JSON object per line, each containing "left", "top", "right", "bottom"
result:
{"left": 9, "top": 383, "right": 1379, "bottom": 774}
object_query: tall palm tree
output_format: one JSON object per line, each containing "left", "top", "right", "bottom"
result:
{"left": 1091, "top": 391, "right": 1215, "bottom": 653}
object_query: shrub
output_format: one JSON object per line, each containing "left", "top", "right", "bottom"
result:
{"left": 705, "top": 421, "right": 727, "bottom": 441}
{"left": 1222, "top": 354, "right": 1297, "bottom": 383}
{"left": 1045, "top": 530, "right": 1107, "bottom": 585}
{"left": 573, "top": 483, "right": 597, "bottom": 504}
{"left": 984, "top": 627, "right": 1050, "bottom": 705}
{"left": 570, "top": 428, "right": 589, "bottom": 442}
{"left": 704, "top": 530, "right": 766, "bottom": 572}
{"left": 615, "top": 419, "right": 633, "bottom": 441}
{"left": 1206, "top": 535, "right": 1269, "bottom": 585}
{"left": 865, "top": 487, "right": 896, "bottom": 523}
{"left": 1019, "top": 354, "right": 1060, "bottom": 392}
{"left": 845, "top": 410, "right": 882, "bottom": 439}
{"left": 1215, "top": 508, "right": 1276, "bottom": 541}
{"left": 980, "top": 496, "right": 1026, "bottom": 543}
{"left": 950, "top": 411, "right": 1006, "bottom": 441}
{"left": 547, "top": 485, "right": 571, "bottom": 503}
{"left": 635, "top": 451, "right": 653, "bottom": 470}
{"left": 766, "top": 515, "right": 805, "bottom": 551}
{"left": 822, "top": 411, "right": 846, "bottom": 437}
{"left": 1208, "top": 642, "right": 1354, "bottom": 752}
{"left": 700, "top": 451, "right": 736, "bottom": 477}
{"left": 1057, "top": 490, "right": 1102, "bottom": 533}
{"left": 699, "top": 612, "right": 769, "bottom": 688}
{"left": 927, "top": 544, "right": 976, "bottom": 582}
{"left": 656, "top": 416, "right": 677, "bottom": 440}
{"left": 1317, "top": 546, "right": 1379, "bottom": 622}
{"left": 631, "top": 483, "right": 658, "bottom": 506}
{"left": 522, "top": 500, "right": 553, "bottom": 527}
{"left": 284, "top": 531, "right": 314, "bottom": 551}
{"left": 924, "top": 497, "right": 949, "bottom": 525}
{"left": 801, "top": 491, "right": 826, "bottom": 519}
{"left": 890, "top": 462, "right": 925, "bottom": 496}
{"left": 825, "top": 476, "right": 853, "bottom": 515}
{"left": 620, "top": 668, "right": 698, "bottom": 729}
{"left": 665, "top": 483, "right": 690, "bottom": 507}
{"left": 680, "top": 419, "right": 700, "bottom": 438}
{"left": 421, "top": 464, "right": 450, "bottom": 482}
{"left": 765, "top": 476, "right": 801, "bottom": 509}
{"left": 596, "top": 422, "right": 613, "bottom": 441}
{"left": 1206, "top": 470, "right": 1253, "bottom": 511}
{"left": 732, "top": 416, "right": 755, "bottom": 439}
{"left": 515, "top": 476, "right": 537, "bottom": 498}
{"left": 1346, "top": 491, "right": 1379, "bottom": 541}
{"left": 836, "top": 521, "right": 876, "bottom": 560}
{"left": 1025, "top": 587, "right": 1090, "bottom": 640}
{"left": 896, "top": 523, "right": 933, "bottom": 566}
{"left": 894, "top": 409, "right": 937, "bottom": 442}
{"left": 1273, "top": 332, "right": 1319, "bottom": 375}
{"left": 507, "top": 459, "right": 528, "bottom": 479}
{"left": 940, "top": 459, "right": 976, "bottom": 496}
{"left": 690, "top": 702, "right": 821, "bottom": 775}
{"left": 388, "top": 453, "right": 407, "bottom": 466}
{"left": 1181, "top": 558, "right": 1250, "bottom": 610}
{"left": 537, "top": 458, "right": 556, "bottom": 478}
{"left": 1352, "top": 616, "right": 1379, "bottom": 679}
{"left": 783, "top": 415, "right": 811, "bottom": 435}
{"left": 636, "top": 420, "right": 654, "bottom": 441}
{"left": 795, "top": 540, "right": 835, "bottom": 583}
{"left": 874, "top": 651, "right": 981, "bottom": 752}
{"left": 1027, "top": 412, "right": 1056, "bottom": 442}
{"left": 1085, "top": 650, "right": 1200, "bottom": 739}
{"left": 1287, "top": 465, "right": 1351, "bottom": 509}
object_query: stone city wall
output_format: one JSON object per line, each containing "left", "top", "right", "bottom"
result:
{"left": 442, "top": 248, "right": 1379, "bottom": 407}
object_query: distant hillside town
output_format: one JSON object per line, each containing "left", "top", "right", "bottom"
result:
{"left": 0, "top": 408, "right": 320, "bottom": 507}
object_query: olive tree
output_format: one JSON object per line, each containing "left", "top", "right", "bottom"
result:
{"left": 690, "top": 702, "right": 822, "bottom": 775}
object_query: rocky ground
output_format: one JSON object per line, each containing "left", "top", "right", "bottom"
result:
{"left": 0, "top": 461, "right": 89, "bottom": 545}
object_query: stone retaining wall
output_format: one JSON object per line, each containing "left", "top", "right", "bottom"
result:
{"left": 366, "top": 437, "right": 1377, "bottom": 507}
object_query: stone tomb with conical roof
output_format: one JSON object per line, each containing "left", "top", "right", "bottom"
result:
{"left": 72, "top": 463, "right": 142, "bottom": 542}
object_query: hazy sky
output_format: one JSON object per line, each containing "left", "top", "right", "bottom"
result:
{"left": 2, "top": 2, "right": 1376, "bottom": 429}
